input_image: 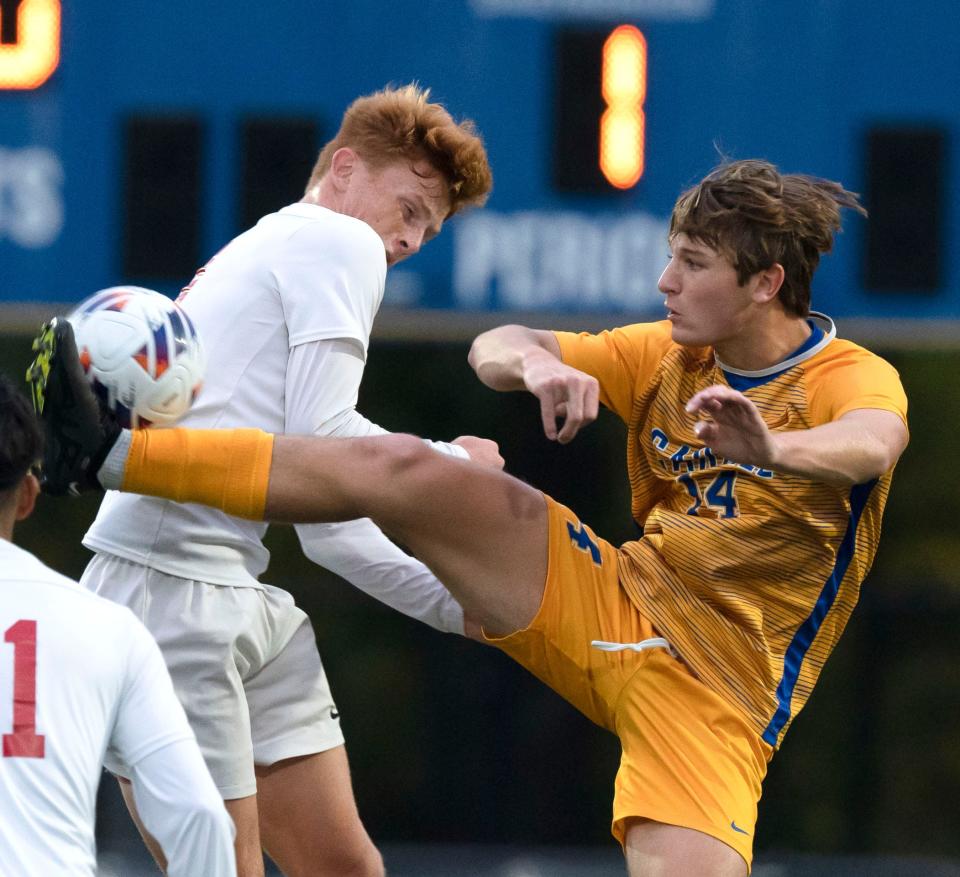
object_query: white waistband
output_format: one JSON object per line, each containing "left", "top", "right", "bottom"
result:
{"left": 590, "top": 637, "right": 676, "bottom": 657}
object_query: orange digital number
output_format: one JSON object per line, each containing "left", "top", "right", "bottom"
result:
{"left": 0, "top": 0, "right": 61, "bottom": 90}
{"left": 599, "top": 24, "right": 647, "bottom": 189}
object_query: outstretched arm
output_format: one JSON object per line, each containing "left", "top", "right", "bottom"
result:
{"left": 289, "top": 338, "right": 500, "bottom": 465}
{"left": 469, "top": 324, "right": 599, "bottom": 443}
{"left": 686, "top": 384, "right": 908, "bottom": 486}
{"left": 296, "top": 518, "right": 466, "bottom": 635}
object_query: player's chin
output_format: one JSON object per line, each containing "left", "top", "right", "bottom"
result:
{"left": 669, "top": 322, "right": 707, "bottom": 348}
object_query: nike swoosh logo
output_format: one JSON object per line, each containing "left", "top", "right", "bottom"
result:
{"left": 730, "top": 820, "right": 749, "bottom": 835}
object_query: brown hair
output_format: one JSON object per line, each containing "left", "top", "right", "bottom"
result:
{"left": 306, "top": 84, "right": 492, "bottom": 217}
{"left": 669, "top": 159, "right": 866, "bottom": 316}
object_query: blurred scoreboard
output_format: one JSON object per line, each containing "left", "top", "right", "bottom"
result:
{"left": 1, "top": 0, "right": 958, "bottom": 326}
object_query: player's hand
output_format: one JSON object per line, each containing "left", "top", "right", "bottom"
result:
{"left": 686, "top": 384, "right": 777, "bottom": 469}
{"left": 453, "top": 436, "right": 504, "bottom": 470}
{"left": 521, "top": 349, "right": 599, "bottom": 443}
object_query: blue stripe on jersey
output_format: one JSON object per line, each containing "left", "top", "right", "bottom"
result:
{"left": 761, "top": 478, "right": 877, "bottom": 746}
{"left": 724, "top": 321, "right": 824, "bottom": 392}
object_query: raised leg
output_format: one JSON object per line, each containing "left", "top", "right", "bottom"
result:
{"left": 266, "top": 434, "right": 548, "bottom": 636}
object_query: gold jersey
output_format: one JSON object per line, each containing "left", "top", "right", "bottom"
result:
{"left": 556, "top": 314, "right": 908, "bottom": 746}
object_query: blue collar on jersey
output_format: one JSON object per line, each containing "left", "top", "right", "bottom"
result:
{"left": 716, "top": 312, "right": 836, "bottom": 392}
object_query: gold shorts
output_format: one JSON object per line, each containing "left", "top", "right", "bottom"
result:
{"left": 486, "top": 496, "right": 773, "bottom": 870}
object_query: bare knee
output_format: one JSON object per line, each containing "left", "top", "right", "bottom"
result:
{"left": 357, "top": 434, "right": 449, "bottom": 516}
{"left": 367, "top": 433, "right": 437, "bottom": 479}
{"left": 358, "top": 847, "right": 386, "bottom": 877}
{"left": 324, "top": 842, "right": 384, "bottom": 877}
{"left": 288, "top": 839, "right": 384, "bottom": 877}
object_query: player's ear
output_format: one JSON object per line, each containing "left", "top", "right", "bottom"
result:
{"left": 329, "top": 148, "right": 359, "bottom": 190}
{"left": 14, "top": 472, "right": 40, "bottom": 522}
{"left": 752, "top": 262, "right": 786, "bottom": 305}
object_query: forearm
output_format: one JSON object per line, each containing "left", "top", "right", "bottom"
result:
{"left": 286, "top": 339, "right": 469, "bottom": 459}
{"left": 321, "top": 407, "right": 468, "bottom": 460}
{"left": 297, "top": 518, "right": 465, "bottom": 634}
{"left": 468, "top": 324, "right": 558, "bottom": 391}
{"left": 688, "top": 386, "right": 908, "bottom": 489}
{"left": 768, "top": 419, "right": 901, "bottom": 486}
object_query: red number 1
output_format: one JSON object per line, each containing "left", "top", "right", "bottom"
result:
{"left": 4, "top": 620, "right": 45, "bottom": 758}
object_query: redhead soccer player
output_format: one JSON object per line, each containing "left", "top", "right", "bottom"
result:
{"left": 64, "top": 84, "right": 493, "bottom": 877}
{"left": 32, "top": 160, "right": 908, "bottom": 876}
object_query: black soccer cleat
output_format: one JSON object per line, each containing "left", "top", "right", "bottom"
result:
{"left": 26, "top": 318, "right": 120, "bottom": 496}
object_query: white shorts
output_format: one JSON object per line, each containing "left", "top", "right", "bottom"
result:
{"left": 81, "top": 552, "right": 345, "bottom": 799}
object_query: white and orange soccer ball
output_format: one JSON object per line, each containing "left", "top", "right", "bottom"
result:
{"left": 67, "top": 286, "right": 205, "bottom": 428}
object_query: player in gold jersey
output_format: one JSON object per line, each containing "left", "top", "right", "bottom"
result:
{"left": 32, "top": 160, "right": 908, "bottom": 876}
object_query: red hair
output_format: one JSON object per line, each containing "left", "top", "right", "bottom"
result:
{"left": 306, "top": 84, "right": 492, "bottom": 217}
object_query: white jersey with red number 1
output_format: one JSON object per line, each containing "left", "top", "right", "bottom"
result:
{"left": 0, "top": 539, "right": 234, "bottom": 876}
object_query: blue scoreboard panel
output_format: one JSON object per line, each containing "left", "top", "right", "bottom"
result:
{"left": 1, "top": 0, "right": 958, "bottom": 327}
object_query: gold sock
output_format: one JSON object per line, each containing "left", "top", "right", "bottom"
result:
{"left": 121, "top": 428, "right": 274, "bottom": 520}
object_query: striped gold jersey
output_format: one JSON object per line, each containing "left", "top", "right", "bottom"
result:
{"left": 555, "top": 314, "right": 908, "bottom": 746}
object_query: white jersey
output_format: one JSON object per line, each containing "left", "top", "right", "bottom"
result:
{"left": 0, "top": 539, "right": 234, "bottom": 876}
{"left": 85, "top": 203, "right": 385, "bottom": 587}
{"left": 84, "top": 202, "right": 464, "bottom": 632}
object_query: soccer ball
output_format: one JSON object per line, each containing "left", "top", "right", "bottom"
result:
{"left": 67, "top": 286, "right": 205, "bottom": 428}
